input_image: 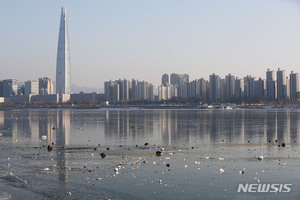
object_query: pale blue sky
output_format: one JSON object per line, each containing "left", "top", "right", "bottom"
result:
{"left": 1, "top": 0, "right": 300, "bottom": 88}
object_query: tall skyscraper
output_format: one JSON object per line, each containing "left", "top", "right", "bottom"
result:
{"left": 56, "top": 6, "right": 71, "bottom": 94}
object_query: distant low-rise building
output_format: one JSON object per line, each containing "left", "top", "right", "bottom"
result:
{"left": 10, "top": 95, "right": 31, "bottom": 104}
{"left": 70, "top": 92, "right": 105, "bottom": 104}
{"left": 31, "top": 94, "right": 59, "bottom": 104}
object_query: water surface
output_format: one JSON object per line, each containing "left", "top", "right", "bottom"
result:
{"left": 0, "top": 109, "right": 299, "bottom": 199}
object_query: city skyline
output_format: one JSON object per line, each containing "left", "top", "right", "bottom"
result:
{"left": 103, "top": 68, "right": 299, "bottom": 104}
{"left": 1, "top": 1, "right": 300, "bottom": 88}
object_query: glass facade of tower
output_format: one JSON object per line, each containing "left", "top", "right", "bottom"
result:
{"left": 56, "top": 6, "right": 71, "bottom": 94}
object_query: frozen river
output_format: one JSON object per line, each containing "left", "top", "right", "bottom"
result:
{"left": 0, "top": 109, "right": 299, "bottom": 199}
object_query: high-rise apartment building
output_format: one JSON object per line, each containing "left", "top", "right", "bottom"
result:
{"left": 189, "top": 80, "right": 197, "bottom": 98}
{"left": 220, "top": 78, "right": 226, "bottom": 101}
{"left": 56, "top": 6, "right": 71, "bottom": 94}
{"left": 158, "top": 85, "right": 177, "bottom": 101}
{"left": 105, "top": 79, "right": 153, "bottom": 102}
{"left": 290, "top": 71, "right": 300, "bottom": 100}
{"left": 225, "top": 74, "right": 235, "bottom": 101}
{"left": 131, "top": 79, "right": 139, "bottom": 101}
{"left": 244, "top": 76, "right": 256, "bottom": 99}
{"left": 170, "top": 73, "right": 189, "bottom": 86}
{"left": 266, "top": 69, "right": 276, "bottom": 100}
{"left": 235, "top": 78, "right": 244, "bottom": 99}
{"left": 25, "top": 80, "right": 39, "bottom": 95}
{"left": 254, "top": 78, "right": 265, "bottom": 98}
{"left": 209, "top": 73, "right": 220, "bottom": 102}
{"left": 277, "top": 68, "right": 287, "bottom": 99}
{"left": 161, "top": 74, "right": 170, "bottom": 86}
{"left": 39, "top": 77, "right": 53, "bottom": 95}
{"left": 115, "top": 79, "right": 130, "bottom": 102}
{"left": 198, "top": 78, "right": 208, "bottom": 101}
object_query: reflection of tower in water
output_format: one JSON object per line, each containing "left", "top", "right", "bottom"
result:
{"left": 53, "top": 110, "right": 71, "bottom": 191}
{"left": 56, "top": 110, "right": 71, "bottom": 146}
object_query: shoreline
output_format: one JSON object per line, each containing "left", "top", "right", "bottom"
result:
{"left": 0, "top": 104, "right": 300, "bottom": 110}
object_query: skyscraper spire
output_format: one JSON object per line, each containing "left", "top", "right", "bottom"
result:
{"left": 56, "top": 6, "right": 71, "bottom": 94}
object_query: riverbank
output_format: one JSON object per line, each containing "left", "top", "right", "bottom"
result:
{"left": 0, "top": 103, "right": 300, "bottom": 110}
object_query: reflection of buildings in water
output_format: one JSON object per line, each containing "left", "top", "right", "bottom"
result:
{"left": 30, "top": 111, "right": 39, "bottom": 145}
{"left": 266, "top": 111, "right": 278, "bottom": 143}
{"left": 105, "top": 110, "right": 117, "bottom": 139}
{"left": 1, "top": 110, "right": 39, "bottom": 144}
{"left": 0, "top": 111, "right": 4, "bottom": 129}
{"left": 276, "top": 111, "right": 290, "bottom": 144}
{"left": 56, "top": 110, "right": 71, "bottom": 146}
{"left": 1, "top": 109, "right": 299, "bottom": 149}
{"left": 2, "top": 111, "right": 15, "bottom": 139}
{"left": 0, "top": 110, "right": 72, "bottom": 185}
{"left": 209, "top": 111, "right": 223, "bottom": 143}
{"left": 159, "top": 110, "right": 194, "bottom": 146}
{"left": 232, "top": 111, "right": 245, "bottom": 144}
{"left": 197, "top": 111, "right": 212, "bottom": 144}
{"left": 264, "top": 111, "right": 295, "bottom": 145}
{"left": 38, "top": 111, "right": 55, "bottom": 146}
{"left": 55, "top": 110, "right": 71, "bottom": 186}
{"left": 4, "top": 110, "right": 31, "bottom": 143}
{"left": 290, "top": 112, "right": 300, "bottom": 144}
{"left": 244, "top": 110, "right": 267, "bottom": 144}
{"left": 1, "top": 110, "right": 68, "bottom": 146}
{"left": 103, "top": 110, "right": 154, "bottom": 145}
{"left": 182, "top": 110, "right": 299, "bottom": 146}
{"left": 159, "top": 110, "right": 175, "bottom": 145}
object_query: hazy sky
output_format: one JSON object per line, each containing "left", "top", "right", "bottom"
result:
{"left": 1, "top": 0, "right": 300, "bottom": 88}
